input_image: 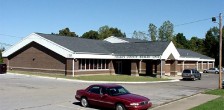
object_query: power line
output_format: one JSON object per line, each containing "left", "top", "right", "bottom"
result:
{"left": 174, "top": 18, "right": 212, "bottom": 27}
{"left": 0, "top": 33, "right": 23, "bottom": 39}
{"left": 0, "top": 42, "right": 12, "bottom": 46}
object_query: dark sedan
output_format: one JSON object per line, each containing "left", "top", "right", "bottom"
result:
{"left": 75, "top": 84, "right": 152, "bottom": 110}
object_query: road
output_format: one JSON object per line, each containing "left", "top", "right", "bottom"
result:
{"left": 0, "top": 73, "right": 222, "bottom": 110}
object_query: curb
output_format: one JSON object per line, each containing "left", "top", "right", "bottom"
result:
{"left": 6, "top": 72, "right": 180, "bottom": 84}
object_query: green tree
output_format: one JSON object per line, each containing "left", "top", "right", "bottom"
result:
{"left": 58, "top": 27, "right": 78, "bottom": 37}
{"left": 148, "top": 23, "right": 157, "bottom": 41}
{"left": 132, "top": 31, "right": 148, "bottom": 40}
{"left": 203, "top": 27, "right": 219, "bottom": 66}
{"left": 172, "top": 33, "right": 188, "bottom": 49}
{"left": 81, "top": 30, "right": 99, "bottom": 39}
{"left": 158, "top": 21, "right": 174, "bottom": 41}
{"left": 98, "top": 25, "right": 126, "bottom": 39}
{"left": 189, "top": 37, "right": 204, "bottom": 53}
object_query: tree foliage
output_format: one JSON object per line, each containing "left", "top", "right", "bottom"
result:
{"left": 158, "top": 20, "right": 174, "bottom": 41}
{"left": 81, "top": 30, "right": 99, "bottom": 39}
{"left": 132, "top": 31, "right": 148, "bottom": 40}
{"left": 189, "top": 37, "right": 204, "bottom": 53}
{"left": 172, "top": 33, "right": 188, "bottom": 49}
{"left": 148, "top": 23, "right": 157, "bottom": 41}
{"left": 98, "top": 25, "right": 126, "bottom": 39}
{"left": 203, "top": 27, "right": 220, "bottom": 66}
{"left": 58, "top": 27, "right": 78, "bottom": 37}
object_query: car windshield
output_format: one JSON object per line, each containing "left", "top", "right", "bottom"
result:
{"left": 108, "top": 86, "right": 130, "bottom": 96}
{"left": 183, "top": 70, "right": 191, "bottom": 73}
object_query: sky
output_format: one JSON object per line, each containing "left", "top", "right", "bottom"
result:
{"left": 0, "top": 0, "right": 223, "bottom": 48}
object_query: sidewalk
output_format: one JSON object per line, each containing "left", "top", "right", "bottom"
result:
{"left": 151, "top": 93, "right": 220, "bottom": 110}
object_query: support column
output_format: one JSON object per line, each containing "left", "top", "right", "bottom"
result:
{"left": 207, "top": 61, "right": 209, "bottom": 69}
{"left": 201, "top": 61, "right": 203, "bottom": 70}
{"left": 157, "top": 60, "right": 165, "bottom": 78}
{"left": 139, "top": 60, "right": 142, "bottom": 73}
{"left": 72, "top": 59, "right": 74, "bottom": 77}
{"left": 213, "top": 62, "right": 215, "bottom": 68}
{"left": 66, "top": 58, "right": 73, "bottom": 76}
{"left": 196, "top": 61, "right": 198, "bottom": 70}
{"left": 170, "top": 60, "right": 177, "bottom": 76}
{"left": 131, "top": 60, "right": 139, "bottom": 76}
{"left": 182, "top": 61, "right": 185, "bottom": 72}
{"left": 109, "top": 60, "right": 115, "bottom": 75}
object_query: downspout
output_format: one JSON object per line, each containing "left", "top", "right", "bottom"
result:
{"left": 72, "top": 59, "right": 74, "bottom": 77}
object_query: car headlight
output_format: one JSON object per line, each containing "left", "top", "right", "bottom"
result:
{"left": 130, "top": 103, "right": 139, "bottom": 106}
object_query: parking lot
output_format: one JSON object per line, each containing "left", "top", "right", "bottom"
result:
{"left": 0, "top": 73, "right": 222, "bottom": 110}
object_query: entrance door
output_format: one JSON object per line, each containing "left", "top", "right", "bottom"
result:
{"left": 116, "top": 61, "right": 122, "bottom": 74}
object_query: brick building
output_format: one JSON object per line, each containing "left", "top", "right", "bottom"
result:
{"left": 2, "top": 33, "right": 215, "bottom": 77}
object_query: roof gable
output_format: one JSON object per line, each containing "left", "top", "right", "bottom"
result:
{"left": 2, "top": 33, "right": 74, "bottom": 58}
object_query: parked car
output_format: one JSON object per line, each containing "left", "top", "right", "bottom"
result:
{"left": 75, "top": 84, "right": 152, "bottom": 110}
{"left": 222, "top": 80, "right": 224, "bottom": 89}
{"left": 203, "top": 68, "right": 219, "bottom": 74}
{"left": 182, "top": 69, "right": 201, "bottom": 81}
{"left": 0, "top": 63, "right": 7, "bottom": 74}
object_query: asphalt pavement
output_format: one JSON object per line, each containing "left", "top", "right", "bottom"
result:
{"left": 0, "top": 72, "right": 222, "bottom": 110}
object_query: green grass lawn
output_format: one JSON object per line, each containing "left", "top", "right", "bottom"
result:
{"left": 9, "top": 70, "right": 170, "bottom": 82}
{"left": 74, "top": 74, "right": 170, "bottom": 82}
{"left": 190, "top": 89, "right": 224, "bottom": 110}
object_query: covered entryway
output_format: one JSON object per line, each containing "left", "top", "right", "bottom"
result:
{"left": 113, "top": 60, "right": 131, "bottom": 75}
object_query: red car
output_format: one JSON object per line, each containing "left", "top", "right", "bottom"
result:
{"left": 75, "top": 84, "right": 152, "bottom": 110}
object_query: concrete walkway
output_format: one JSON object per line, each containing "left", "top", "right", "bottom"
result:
{"left": 151, "top": 93, "right": 220, "bottom": 110}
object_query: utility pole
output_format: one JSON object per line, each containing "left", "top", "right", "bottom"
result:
{"left": 212, "top": 13, "right": 223, "bottom": 89}
{"left": 218, "top": 13, "right": 222, "bottom": 89}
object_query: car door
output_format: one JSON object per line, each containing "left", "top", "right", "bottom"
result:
{"left": 99, "top": 87, "right": 115, "bottom": 108}
{"left": 87, "top": 86, "right": 102, "bottom": 106}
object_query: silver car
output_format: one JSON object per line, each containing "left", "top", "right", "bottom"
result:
{"left": 182, "top": 69, "right": 201, "bottom": 81}
{"left": 203, "top": 68, "right": 219, "bottom": 74}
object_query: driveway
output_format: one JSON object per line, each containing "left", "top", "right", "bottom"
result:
{"left": 0, "top": 73, "right": 222, "bottom": 110}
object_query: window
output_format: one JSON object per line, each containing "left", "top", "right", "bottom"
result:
{"left": 89, "top": 86, "right": 100, "bottom": 94}
{"left": 108, "top": 86, "right": 130, "bottom": 96}
{"left": 79, "top": 59, "right": 109, "bottom": 70}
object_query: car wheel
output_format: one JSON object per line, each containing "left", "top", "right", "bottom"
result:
{"left": 81, "top": 97, "right": 88, "bottom": 107}
{"left": 192, "top": 76, "right": 196, "bottom": 81}
{"left": 203, "top": 70, "right": 207, "bottom": 73}
{"left": 215, "top": 71, "right": 218, "bottom": 74}
{"left": 116, "top": 103, "right": 126, "bottom": 110}
{"left": 198, "top": 75, "right": 201, "bottom": 80}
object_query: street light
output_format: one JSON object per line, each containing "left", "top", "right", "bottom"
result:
{"left": 212, "top": 13, "right": 222, "bottom": 89}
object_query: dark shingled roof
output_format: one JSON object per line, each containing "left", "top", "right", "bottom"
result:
{"left": 36, "top": 33, "right": 169, "bottom": 56}
{"left": 36, "top": 33, "right": 111, "bottom": 54}
{"left": 102, "top": 42, "right": 170, "bottom": 56}
{"left": 177, "top": 48, "right": 213, "bottom": 59}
